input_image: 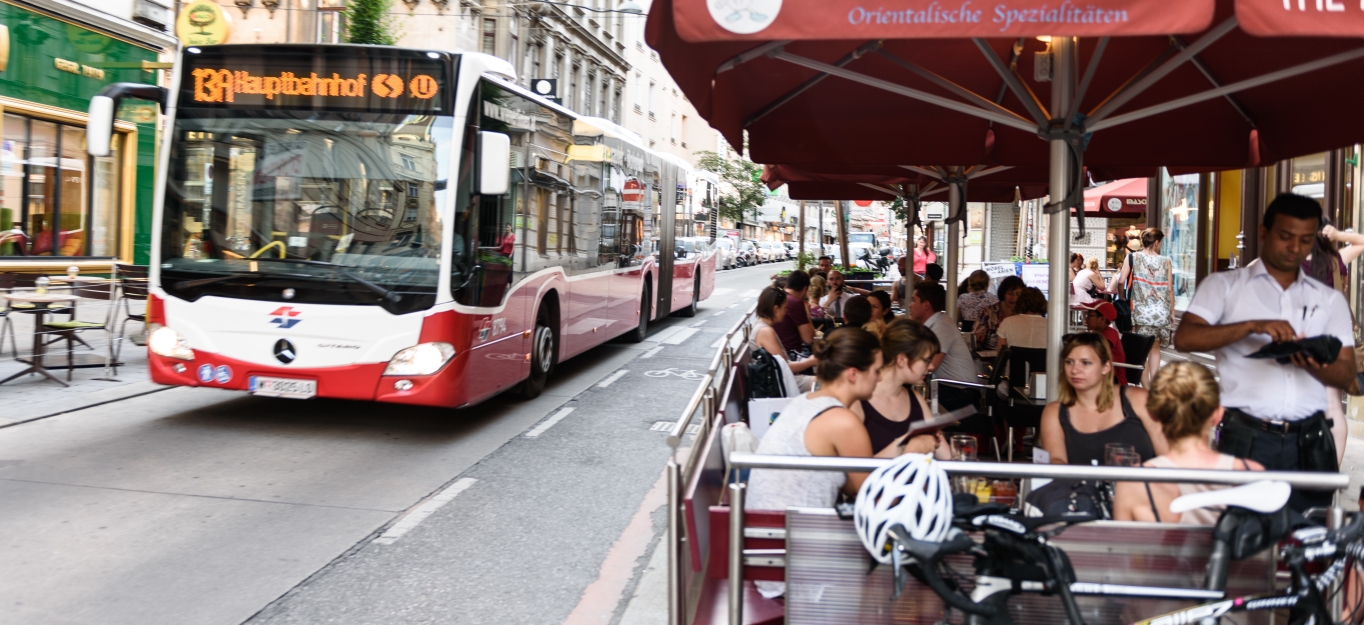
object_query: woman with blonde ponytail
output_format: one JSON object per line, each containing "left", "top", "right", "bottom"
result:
{"left": 1113, "top": 362, "right": 1264, "bottom": 524}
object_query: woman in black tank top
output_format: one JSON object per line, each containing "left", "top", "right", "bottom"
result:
{"left": 851, "top": 319, "right": 951, "bottom": 457}
{"left": 1039, "top": 333, "right": 1168, "bottom": 465}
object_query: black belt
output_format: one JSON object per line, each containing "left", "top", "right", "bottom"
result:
{"left": 1226, "top": 408, "right": 1324, "bottom": 434}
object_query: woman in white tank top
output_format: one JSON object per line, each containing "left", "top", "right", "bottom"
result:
{"left": 1114, "top": 362, "right": 1264, "bottom": 524}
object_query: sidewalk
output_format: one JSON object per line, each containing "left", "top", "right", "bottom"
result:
{"left": 0, "top": 297, "right": 160, "bottom": 427}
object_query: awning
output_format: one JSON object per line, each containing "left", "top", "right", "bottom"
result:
{"left": 1082, "top": 178, "right": 1148, "bottom": 216}
{"left": 671, "top": 0, "right": 1215, "bottom": 42}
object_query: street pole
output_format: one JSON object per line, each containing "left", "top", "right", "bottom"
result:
{"left": 798, "top": 200, "right": 806, "bottom": 258}
{"left": 819, "top": 202, "right": 825, "bottom": 248}
{"left": 1045, "top": 36, "right": 1076, "bottom": 401}
{"left": 836, "top": 201, "right": 851, "bottom": 271}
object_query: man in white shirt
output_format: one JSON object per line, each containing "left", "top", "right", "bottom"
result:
{"left": 909, "top": 282, "right": 977, "bottom": 412}
{"left": 821, "top": 270, "right": 865, "bottom": 321}
{"left": 1175, "top": 193, "right": 1354, "bottom": 512}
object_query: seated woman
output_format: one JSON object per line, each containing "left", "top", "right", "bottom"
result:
{"left": 995, "top": 287, "right": 1049, "bottom": 350}
{"left": 1114, "top": 362, "right": 1263, "bottom": 523}
{"left": 751, "top": 287, "right": 817, "bottom": 377}
{"left": 850, "top": 319, "right": 951, "bottom": 457}
{"left": 1070, "top": 257, "right": 1107, "bottom": 306}
{"left": 868, "top": 290, "right": 895, "bottom": 323}
{"left": 747, "top": 327, "right": 908, "bottom": 509}
{"left": 1039, "top": 333, "right": 1167, "bottom": 466}
{"left": 957, "top": 270, "right": 998, "bottom": 325}
{"left": 841, "top": 295, "right": 879, "bottom": 336}
{"left": 974, "top": 275, "right": 1024, "bottom": 350}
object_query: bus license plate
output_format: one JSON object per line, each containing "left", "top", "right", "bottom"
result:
{"left": 249, "top": 376, "right": 316, "bottom": 399}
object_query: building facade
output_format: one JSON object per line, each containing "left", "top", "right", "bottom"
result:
{"left": 0, "top": 0, "right": 177, "bottom": 272}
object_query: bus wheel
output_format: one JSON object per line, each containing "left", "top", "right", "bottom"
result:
{"left": 517, "top": 318, "right": 555, "bottom": 399}
{"left": 676, "top": 276, "right": 699, "bottom": 317}
{"left": 622, "top": 284, "right": 651, "bottom": 343}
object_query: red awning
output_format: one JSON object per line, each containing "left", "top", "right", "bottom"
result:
{"left": 672, "top": 0, "right": 1215, "bottom": 42}
{"left": 1082, "top": 178, "right": 1148, "bottom": 216}
{"left": 646, "top": 0, "right": 1364, "bottom": 170}
{"left": 1236, "top": 0, "right": 1364, "bottom": 36}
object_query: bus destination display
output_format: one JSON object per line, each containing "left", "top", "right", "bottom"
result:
{"left": 179, "top": 48, "right": 448, "bottom": 113}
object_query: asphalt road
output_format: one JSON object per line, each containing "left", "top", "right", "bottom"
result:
{"left": 0, "top": 261, "right": 786, "bottom": 625}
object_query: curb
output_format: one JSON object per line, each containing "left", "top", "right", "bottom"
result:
{"left": 0, "top": 379, "right": 170, "bottom": 429}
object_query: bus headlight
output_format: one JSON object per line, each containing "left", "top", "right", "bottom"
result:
{"left": 148, "top": 324, "right": 195, "bottom": 361}
{"left": 384, "top": 342, "right": 455, "bottom": 376}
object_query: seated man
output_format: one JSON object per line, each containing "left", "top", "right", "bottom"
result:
{"left": 821, "top": 270, "right": 863, "bottom": 321}
{"left": 1080, "top": 301, "right": 1127, "bottom": 386}
{"left": 908, "top": 282, "right": 976, "bottom": 411}
{"left": 771, "top": 270, "right": 814, "bottom": 355}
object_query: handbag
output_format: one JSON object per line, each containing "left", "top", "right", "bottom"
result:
{"left": 1024, "top": 479, "right": 1112, "bottom": 519}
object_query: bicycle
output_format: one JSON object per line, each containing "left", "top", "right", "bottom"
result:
{"left": 885, "top": 481, "right": 1364, "bottom": 625}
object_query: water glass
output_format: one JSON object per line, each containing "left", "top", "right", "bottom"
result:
{"left": 950, "top": 435, "right": 978, "bottom": 462}
{"left": 1104, "top": 443, "right": 1137, "bottom": 467}
{"left": 1108, "top": 450, "right": 1142, "bottom": 467}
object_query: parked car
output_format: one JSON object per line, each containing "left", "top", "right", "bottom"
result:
{"left": 760, "top": 241, "right": 783, "bottom": 263}
{"left": 713, "top": 237, "right": 737, "bottom": 269}
{"left": 737, "top": 240, "right": 759, "bottom": 266}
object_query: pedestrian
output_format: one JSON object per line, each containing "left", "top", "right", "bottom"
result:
{"left": 499, "top": 223, "right": 516, "bottom": 256}
{"left": 912, "top": 236, "right": 937, "bottom": 276}
{"left": 1173, "top": 193, "right": 1355, "bottom": 513}
{"left": 907, "top": 282, "right": 976, "bottom": 411}
{"left": 1112, "top": 228, "right": 1173, "bottom": 385}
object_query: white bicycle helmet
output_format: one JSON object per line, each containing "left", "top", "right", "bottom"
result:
{"left": 854, "top": 453, "right": 954, "bottom": 564}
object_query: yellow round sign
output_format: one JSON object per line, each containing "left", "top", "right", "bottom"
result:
{"left": 176, "top": 2, "right": 233, "bottom": 46}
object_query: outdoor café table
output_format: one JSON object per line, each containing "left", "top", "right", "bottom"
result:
{"left": 0, "top": 292, "right": 79, "bottom": 387}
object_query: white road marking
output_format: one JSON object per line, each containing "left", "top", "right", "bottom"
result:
{"left": 639, "top": 346, "right": 664, "bottom": 359}
{"left": 726, "top": 303, "right": 738, "bottom": 309}
{"left": 710, "top": 287, "right": 735, "bottom": 296}
{"left": 740, "top": 289, "right": 762, "bottom": 298}
{"left": 711, "top": 309, "right": 728, "bottom": 316}
{"left": 661, "top": 328, "right": 698, "bottom": 345}
{"left": 372, "top": 478, "right": 477, "bottom": 545}
{"left": 690, "top": 319, "right": 707, "bottom": 327}
{"left": 710, "top": 337, "right": 726, "bottom": 348}
{"left": 524, "top": 407, "right": 576, "bottom": 438}
{"left": 596, "top": 370, "right": 629, "bottom": 388}
{"left": 645, "top": 326, "right": 684, "bottom": 343}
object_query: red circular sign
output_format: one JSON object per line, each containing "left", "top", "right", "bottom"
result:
{"left": 622, "top": 178, "right": 644, "bottom": 203}
{"left": 854, "top": 200, "right": 873, "bottom": 207}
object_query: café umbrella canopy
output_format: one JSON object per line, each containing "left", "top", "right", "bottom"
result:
{"left": 648, "top": 0, "right": 1364, "bottom": 397}
{"left": 1082, "top": 177, "right": 1148, "bottom": 216}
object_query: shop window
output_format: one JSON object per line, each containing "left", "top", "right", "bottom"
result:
{"left": 0, "top": 113, "right": 118, "bottom": 258}
{"left": 1291, "top": 152, "right": 1327, "bottom": 203}
{"left": 1161, "top": 170, "right": 1201, "bottom": 312}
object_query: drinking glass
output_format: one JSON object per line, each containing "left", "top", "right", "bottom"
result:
{"left": 950, "top": 435, "right": 978, "bottom": 462}
{"left": 1109, "top": 450, "right": 1142, "bottom": 467}
{"left": 1104, "top": 443, "right": 1137, "bottom": 467}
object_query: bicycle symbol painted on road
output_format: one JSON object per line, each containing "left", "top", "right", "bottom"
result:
{"left": 644, "top": 368, "right": 705, "bottom": 380}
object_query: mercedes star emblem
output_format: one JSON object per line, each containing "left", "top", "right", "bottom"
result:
{"left": 274, "top": 339, "right": 297, "bottom": 364}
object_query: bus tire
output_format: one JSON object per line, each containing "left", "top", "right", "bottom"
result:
{"left": 517, "top": 314, "right": 556, "bottom": 400}
{"left": 622, "top": 283, "right": 651, "bottom": 343}
{"left": 676, "top": 275, "right": 699, "bottom": 317}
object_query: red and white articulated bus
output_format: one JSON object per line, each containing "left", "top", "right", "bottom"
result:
{"left": 87, "top": 44, "right": 714, "bottom": 407}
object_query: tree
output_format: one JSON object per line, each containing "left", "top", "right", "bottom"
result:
{"left": 695, "top": 149, "right": 768, "bottom": 225}
{"left": 344, "top": 0, "right": 398, "bottom": 46}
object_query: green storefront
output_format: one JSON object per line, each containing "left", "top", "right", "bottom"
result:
{"left": 0, "top": 0, "right": 171, "bottom": 271}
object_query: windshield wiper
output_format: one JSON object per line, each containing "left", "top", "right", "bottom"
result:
{"left": 251, "top": 257, "right": 401, "bottom": 303}
{"left": 175, "top": 272, "right": 264, "bottom": 289}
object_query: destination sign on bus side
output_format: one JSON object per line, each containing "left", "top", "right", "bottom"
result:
{"left": 179, "top": 49, "right": 449, "bottom": 113}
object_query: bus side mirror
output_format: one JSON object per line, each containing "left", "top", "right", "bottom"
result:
{"left": 87, "top": 83, "right": 167, "bottom": 157}
{"left": 476, "top": 131, "right": 511, "bottom": 195}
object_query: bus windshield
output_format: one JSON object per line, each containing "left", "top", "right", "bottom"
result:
{"left": 160, "top": 109, "right": 454, "bottom": 313}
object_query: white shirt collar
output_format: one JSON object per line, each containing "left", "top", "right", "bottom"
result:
{"left": 1246, "top": 257, "right": 1315, "bottom": 292}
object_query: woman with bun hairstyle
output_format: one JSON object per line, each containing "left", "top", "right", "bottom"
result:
{"left": 1039, "top": 333, "right": 1166, "bottom": 466}
{"left": 748, "top": 327, "right": 912, "bottom": 514}
{"left": 850, "top": 319, "right": 952, "bottom": 457}
{"left": 1114, "top": 362, "right": 1263, "bottom": 524}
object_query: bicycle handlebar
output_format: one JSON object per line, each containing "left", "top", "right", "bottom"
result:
{"left": 888, "top": 527, "right": 999, "bottom": 617}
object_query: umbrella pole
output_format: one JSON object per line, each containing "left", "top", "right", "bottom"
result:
{"left": 837, "top": 200, "right": 851, "bottom": 272}
{"left": 798, "top": 200, "right": 806, "bottom": 258}
{"left": 946, "top": 180, "right": 962, "bottom": 321}
{"left": 1046, "top": 36, "right": 1077, "bottom": 401}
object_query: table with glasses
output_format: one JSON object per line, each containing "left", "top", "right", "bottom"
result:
{"left": 0, "top": 292, "right": 79, "bottom": 387}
